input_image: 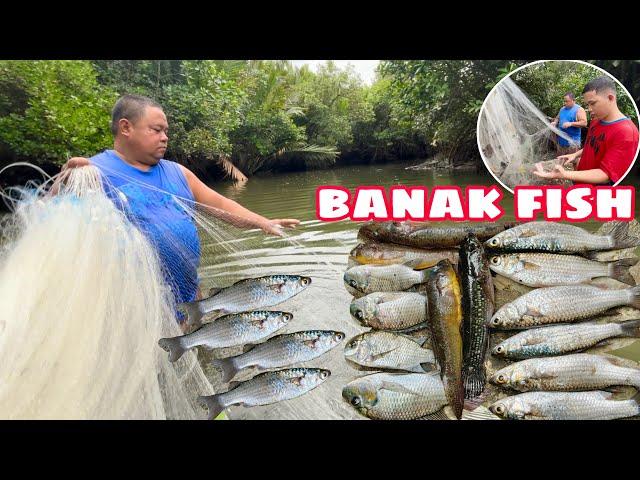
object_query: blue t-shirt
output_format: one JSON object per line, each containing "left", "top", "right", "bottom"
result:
{"left": 90, "top": 150, "right": 201, "bottom": 309}
{"left": 558, "top": 104, "right": 582, "bottom": 147}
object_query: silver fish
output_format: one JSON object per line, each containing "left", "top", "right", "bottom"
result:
{"left": 488, "top": 253, "right": 636, "bottom": 287}
{"left": 490, "top": 284, "right": 640, "bottom": 329}
{"left": 158, "top": 311, "right": 291, "bottom": 362}
{"left": 344, "top": 331, "right": 436, "bottom": 373}
{"left": 179, "top": 275, "right": 311, "bottom": 329}
{"left": 342, "top": 372, "right": 448, "bottom": 420}
{"left": 211, "top": 330, "right": 345, "bottom": 383}
{"left": 343, "top": 261, "right": 431, "bottom": 296}
{"left": 485, "top": 221, "right": 639, "bottom": 253}
{"left": 349, "top": 292, "right": 427, "bottom": 330}
{"left": 490, "top": 354, "right": 640, "bottom": 392}
{"left": 199, "top": 368, "right": 330, "bottom": 420}
{"left": 489, "top": 391, "right": 640, "bottom": 420}
{"left": 492, "top": 320, "right": 640, "bottom": 359}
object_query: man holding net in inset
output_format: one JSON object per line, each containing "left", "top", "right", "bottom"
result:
{"left": 534, "top": 76, "right": 639, "bottom": 185}
{"left": 59, "top": 94, "right": 300, "bottom": 332}
{"left": 550, "top": 92, "right": 587, "bottom": 156}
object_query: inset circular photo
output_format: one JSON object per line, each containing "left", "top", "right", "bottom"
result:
{"left": 477, "top": 60, "right": 640, "bottom": 192}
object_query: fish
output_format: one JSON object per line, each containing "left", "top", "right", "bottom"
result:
{"left": 199, "top": 368, "right": 330, "bottom": 420}
{"left": 489, "top": 284, "right": 640, "bottom": 329}
{"left": 343, "top": 331, "right": 436, "bottom": 373}
{"left": 489, "top": 391, "right": 640, "bottom": 420}
{"left": 349, "top": 292, "right": 427, "bottom": 330}
{"left": 178, "top": 275, "right": 311, "bottom": 329}
{"left": 459, "top": 233, "right": 494, "bottom": 399}
{"left": 424, "top": 259, "right": 464, "bottom": 419}
{"left": 492, "top": 320, "right": 640, "bottom": 359}
{"left": 358, "top": 221, "right": 517, "bottom": 249}
{"left": 489, "top": 353, "right": 640, "bottom": 392}
{"left": 158, "top": 310, "right": 292, "bottom": 362}
{"left": 342, "top": 371, "right": 448, "bottom": 420}
{"left": 488, "top": 252, "right": 636, "bottom": 287}
{"left": 343, "top": 260, "right": 432, "bottom": 296}
{"left": 211, "top": 330, "right": 345, "bottom": 383}
{"left": 484, "top": 221, "right": 640, "bottom": 254}
{"left": 349, "top": 242, "right": 459, "bottom": 268}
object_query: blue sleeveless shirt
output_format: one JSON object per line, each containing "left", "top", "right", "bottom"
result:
{"left": 90, "top": 150, "right": 201, "bottom": 311}
{"left": 558, "top": 104, "right": 582, "bottom": 147}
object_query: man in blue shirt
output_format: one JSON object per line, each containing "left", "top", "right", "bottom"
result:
{"left": 550, "top": 92, "right": 588, "bottom": 155}
{"left": 61, "top": 95, "right": 300, "bottom": 331}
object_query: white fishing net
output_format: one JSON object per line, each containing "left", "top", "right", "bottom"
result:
{"left": 0, "top": 165, "right": 214, "bottom": 419}
{"left": 478, "top": 77, "right": 579, "bottom": 189}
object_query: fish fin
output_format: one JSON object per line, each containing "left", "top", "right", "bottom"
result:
{"left": 522, "top": 335, "right": 546, "bottom": 346}
{"left": 518, "top": 228, "right": 538, "bottom": 238}
{"left": 629, "top": 285, "right": 640, "bottom": 310}
{"left": 420, "top": 362, "right": 438, "bottom": 373}
{"left": 609, "top": 221, "right": 640, "bottom": 249}
{"left": 407, "top": 365, "right": 427, "bottom": 373}
{"left": 403, "top": 259, "right": 434, "bottom": 271}
{"left": 211, "top": 356, "right": 240, "bottom": 384}
{"left": 418, "top": 409, "right": 451, "bottom": 420}
{"left": 394, "top": 321, "right": 430, "bottom": 334}
{"left": 198, "top": 394, "right": 226, "bottom": 420}
{"left": 524, "top": 305, "right": 543, "bottom": 317}
{"left": 227, "top": 381, "right": 242, "bottom": 391}
{"left": 242, "top": 344, "right": 256, "bottom": 354}
{"left": 463, "top": 389, "right": 491, "bottom": 410}
{"left": 269, "top": 283, "right": 285, "bottom": 294}
{"left": 600, "top": 355, "right": 636, "bottom": 368}
{"left": 370, "top": 346, "right": 400, "bottom": 362}
{"left": 303, "top": 339, "right": 319, "bottom": 349}
{"left": 157, "top": 337, "right": 188, "bottom": 363}
{"left": 208, "top": 287, "right": 222, "bottom": 297}
{"left": 521, "top": 261, "right": 542, "bottom": 271}
{"left": 177, "top": 300, "right": 204, "bottom": 330}
{"left": 610, "top": 260, "right": 636, "bottom": 286}
{"left": 619, "top": 319, "right": 640, "bottom": 338}
{"left": 462, "top": 369, "right": 487, "bottom": 399}
{"left": 380, "top": 379, "right": 424, "bottom": 397}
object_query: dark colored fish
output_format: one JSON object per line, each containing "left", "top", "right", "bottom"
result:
{"left": 424, "top": 259, "right": 464, "bottom": 419}
{"left": 358, "top": 221, "right": 517, "bottom": 249}
{"left": 459, "top": 233, "right": 494, "bottom": 399}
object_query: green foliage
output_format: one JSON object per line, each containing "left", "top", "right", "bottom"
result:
{"left": 0, "top": 61, "right": 116, "bottom": 165}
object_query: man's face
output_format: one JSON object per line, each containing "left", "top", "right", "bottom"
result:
{"left": 563, "top": 95, "right": 575, "bottom": 108}
{"left": 121, "top": 106, "right": 169, "bottom": 165}
{"left": 582, "top": 89, "right": 614, "bottom": 121}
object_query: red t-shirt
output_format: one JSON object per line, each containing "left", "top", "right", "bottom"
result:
{"left": 577, "top": 117, "right": 639, "bottom": 183}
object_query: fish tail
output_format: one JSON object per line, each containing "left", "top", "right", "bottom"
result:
{"left": 198, "top": 394, "right": 226, "bottom": 420}
{"left": 177, "top": 300, "right": 204, "bottom": 330}
{"left": 462, "top": 368, "right": 486, "bottom": 399}
{"left": 609, "top": 259, "right": 636, "bottom": 286}
{"left": 211, "top": 356, "right": 240, "bottom": 384}
{"left": 610, "top": 221, "right": 640, "bottom": 249}
{"left": 619, "top": 319, "right": 640, "bottom": 338}
{"left": 628, "top": 285, "right": 640, "bottom": 310}
{"left": 157, "top": 336, "right": 188, "bottom": 363}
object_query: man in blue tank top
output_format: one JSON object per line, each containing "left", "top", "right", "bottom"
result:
{"left": 61, "top": 95, "right": 300, "bottom": 332}
{"left": 550, "top": 92, "right": 587, "bottom": 155}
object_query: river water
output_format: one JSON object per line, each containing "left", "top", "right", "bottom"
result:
{"left": 194, "top": 160, "right": 640, "bottom": 419}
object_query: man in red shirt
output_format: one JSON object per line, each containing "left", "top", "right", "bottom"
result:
{"left": 533, "top": 76, "right": 639, "bottom": 185}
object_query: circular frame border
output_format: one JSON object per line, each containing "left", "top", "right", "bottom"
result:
{"left": 475, "top": 59, "right": 640, "bottom": 194}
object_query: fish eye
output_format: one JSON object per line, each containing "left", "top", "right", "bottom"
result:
{"left": 335, "top": 332, "right": 345, "bottom": 341}
{"left": 349, "top": 280, "right": 358, "bottom": 288}
{"left": 497, "top": 375, "right": 507, "bottom": 384}
{"left": 494, "top": 346, "right": 504, "bottom": 355}
{"left": 350, "top": 396, "right": 361, "bottom": 406}
{"left": 495, "top": 405, "right": 505, "bottom": 415}
{"left": 283, "top": 313, "right": 293, "bottom": 322}
{"left": 489, "top": 238, "right": 500, "bottom": 247}
{"left": 490, "top": 317, "right": 501, "bottom": 327}
{"left": 355, "top": 310, "right": 364, "bottom": 320}
{"left": 320, "top": 370, "right": 330, "bottom": 379}
{"left": 348, "top": 340, "right": 358, "bottom": 349}
{"left": 301, "top": 278, "right": 311, "bottom": 286}
{"left": 490, "top": 256, "right": 501, "bottom": 265}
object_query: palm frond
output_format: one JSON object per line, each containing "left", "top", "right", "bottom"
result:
{"left": 217, "top": 154, "right": 248, "bottom": 183}
{"left": 273, "top": 143, "right": 339, "bottom": 168}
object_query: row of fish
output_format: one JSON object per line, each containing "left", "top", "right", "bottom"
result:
{"left": 158, "top": 274, "right": 342, "bottom": 419}
{"left": 342, "top": 220, "right": 640, "bottom": 420}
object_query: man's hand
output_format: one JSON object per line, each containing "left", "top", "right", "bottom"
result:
{"left": 259, "top": 219, "right": 300, "bottom": 237}
{"left": 532, "top": 163, "right": 566, "bottom": 180}
{"left": 62, "top": 157, "right": 91, "bottom": 172}
{"left": 550, "top": 120, "right": 558, "bottom": 127}
{"left": 557, "top": 153, "right": 577, "bottom": 166}
{"left": 562, "top": 121, "right": 572, "bottom": 129}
